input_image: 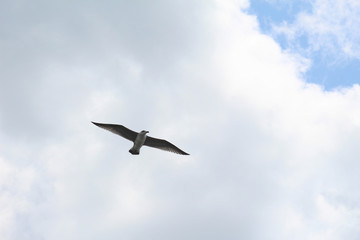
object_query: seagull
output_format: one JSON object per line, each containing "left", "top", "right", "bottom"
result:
{"left": 92, "top": 122, "right": 189, "bottom": 155}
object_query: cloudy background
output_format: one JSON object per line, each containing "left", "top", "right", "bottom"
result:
{"left": 1, "top": 0, "right": 360, "bottom": 239}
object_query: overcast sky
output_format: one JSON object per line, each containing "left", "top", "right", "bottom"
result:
{"left": 1, "top": 0, "right": 360, "bottom": 239}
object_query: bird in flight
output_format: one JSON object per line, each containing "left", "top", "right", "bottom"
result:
{"left": 92, "top": 122, "right": 189, "bottom": 155}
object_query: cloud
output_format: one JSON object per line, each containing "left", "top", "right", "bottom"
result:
{"left": 1, "top": 0, "right": 360, "bottom": 239}
{"left": 273, "top": 0, "right": 360, "bottom": 60}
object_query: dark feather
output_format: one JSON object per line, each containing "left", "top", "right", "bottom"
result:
{"left": 91, "top": 122, "right": 137, "bottom": 142}
{"left": 144, "top": 136, "right": 189, "bottom": 155}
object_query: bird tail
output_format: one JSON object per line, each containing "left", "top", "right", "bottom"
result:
{"left": 129, "top": 148, "right": 140, "bottom": 155}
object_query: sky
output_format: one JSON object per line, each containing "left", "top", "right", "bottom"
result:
{"left": 1, "top": 0, "right": 360, "bottom": 239}
{"left": 249, "top": 0, "right": 360, "bottom": 89}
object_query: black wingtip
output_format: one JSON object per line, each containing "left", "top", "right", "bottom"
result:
{"left": 178, "top": 150, "right": 190, "bottom": 155}
{"left": 91, "top": 121, "right": 105, "bottom": 129}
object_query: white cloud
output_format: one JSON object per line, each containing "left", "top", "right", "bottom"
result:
{"left": 1, "top": 0, "right": 360, "bottom": 239}
{"left": 0, "top": 157, "right": 40, "bottom": 239}
{"left": 273, "top": 0, "right": 360, "bottom": 60}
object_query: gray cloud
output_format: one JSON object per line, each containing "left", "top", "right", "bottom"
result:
{"left": 1, "top": 0, "right": 360, "bottom": 240}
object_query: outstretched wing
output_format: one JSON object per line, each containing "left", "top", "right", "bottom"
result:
{"left": 144, "top": 136, "right": 189, "bottom": 155}
{"left": 92, "top": 122, "right": 137, "bottom": 142}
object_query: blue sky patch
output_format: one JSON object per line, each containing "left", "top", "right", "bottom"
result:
{"left": 248, "top": 0, "right": 360, "bottom": 90}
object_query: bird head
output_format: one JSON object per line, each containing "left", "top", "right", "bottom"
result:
{"left": 141, "top": 130, "right": 149, "bottom": 134}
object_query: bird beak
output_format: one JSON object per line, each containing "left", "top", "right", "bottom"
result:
{"left": 146, "top": 131, "right": 149, "bottom": 133}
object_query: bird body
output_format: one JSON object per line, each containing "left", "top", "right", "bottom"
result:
{"left": 129, "top": 130, "right": 148, "bottom": 155}
{"left": 92, "top": 122, "right": 189, "bottom": 155}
